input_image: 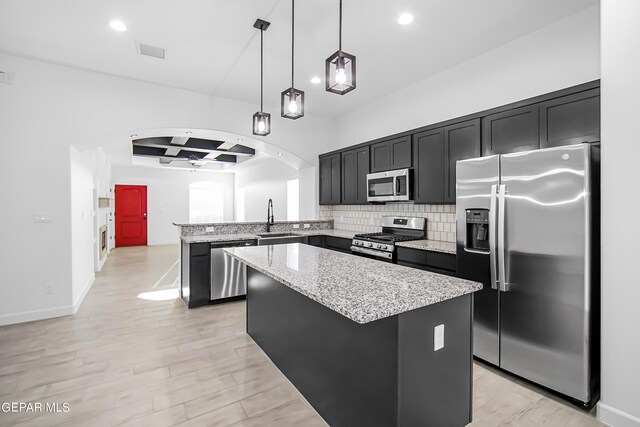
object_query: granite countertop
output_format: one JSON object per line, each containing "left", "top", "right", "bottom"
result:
{"left": 173, "top": 219, "right": 330, "bottom": 227}
{"left": 225, "top": 244, "right": 481, "bottom": 324}
{"left": 180, "top": 229, "right": 356, "bottom": 244}
{"left": 396, "top": 239, "right": 457, "bottom": 255}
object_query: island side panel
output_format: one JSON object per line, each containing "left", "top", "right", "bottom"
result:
{"left": 246, "top": 267, "right": 399, "bottom": 427}
{"left": 398, "top": 294, "right": 473, "bottom": 427}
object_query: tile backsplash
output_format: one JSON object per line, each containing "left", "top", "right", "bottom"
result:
{"left": 320, "top": 204, "right": 457, "bottom": 243}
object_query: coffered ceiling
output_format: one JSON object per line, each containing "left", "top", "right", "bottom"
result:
{"left": 0, "top": 0, "right": 597, "bottom": 117}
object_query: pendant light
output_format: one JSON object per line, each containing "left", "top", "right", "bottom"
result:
{"left": 253, "top": 19, "right": 271, "bottom": 136}
{"left": 281, "top": 0, "right": 304, "bottom": 119}
{"left": 325, "top": 0, "right": 356, "bottom": 95}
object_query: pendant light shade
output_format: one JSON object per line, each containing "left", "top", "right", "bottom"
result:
{"left": 253, "top": 19, "right": 271, "bottom": 136}
{"left": 281, "top": 0, "right": 304, "bottom": 119}
{"left": 325, "top": 0, "right": 356, "bottom": 95}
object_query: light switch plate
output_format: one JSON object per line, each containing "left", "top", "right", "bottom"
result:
{"left": 303, "top": 223, "right": 311, "bottom": 229}
{"left": 434, "top": 324, "right": 445, "bottom": 351}
{"left": 33, "top": 212, "right": 52, "bottom": 223}
{"left": 293, "top": 224, "right": 300, "bottom": 229}
{"left": 205, "top": 226, "right": 215, "bottom": 232}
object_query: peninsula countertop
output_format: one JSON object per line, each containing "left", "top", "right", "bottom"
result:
{"left": 180, "top": 229, "right": 356, "bottom": 244}
{"left": 224, "top": 243, "right": 481, "bottom": 324}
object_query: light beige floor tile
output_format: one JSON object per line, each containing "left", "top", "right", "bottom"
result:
{"left": 0, "top": 245, "right": 606, "bottom": 427}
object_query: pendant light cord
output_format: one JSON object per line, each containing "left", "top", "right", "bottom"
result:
{"left": 260, "top": 28, "right": 264, "bottom": 112}
{"left": 339, "top": 0, "right": 342, "bottom": 52}
{"left": 291, "top": 0, "right": 295, "bottom": 88}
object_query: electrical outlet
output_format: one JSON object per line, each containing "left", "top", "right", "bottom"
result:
{"left": 434, "top": 324, "right": 445, "bottom": 351}
{"left": 205, "top": 226, "right": 215, "bottom": 232}
{"left": 303, "top": 223, "right": 311, "bottom": 229}
{"left": 292, "top": 224, "right": 300, "bottom": 229}
{"left": 0, "top": 71, "right": 15, "bottom": 85}
{"left": 45, "top": 283, "right": 54, "bottom": 295}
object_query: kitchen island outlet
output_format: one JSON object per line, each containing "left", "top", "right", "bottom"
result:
{"left": 225, "top": 243, "right": 482, "bottom": 427}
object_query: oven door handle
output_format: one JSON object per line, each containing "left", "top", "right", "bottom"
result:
{"left": 351, "top": 246, "right": 393, "bottom": 260}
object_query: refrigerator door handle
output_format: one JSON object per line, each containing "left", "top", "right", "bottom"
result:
{"left": 498, "top": 184, "right": 509, "bottom": 292}
{"left": 489, "top": 184, "right": 499, "bottom": 290}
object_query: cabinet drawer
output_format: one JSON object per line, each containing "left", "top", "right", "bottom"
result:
{"left": 396, "top": 246, "right": 456, "bottom": 273}
{"left": 324, "top": 236, "right": 352, "bottom": 253}
{"left": 191, "top": 242, "right": 210, "bottom": 256}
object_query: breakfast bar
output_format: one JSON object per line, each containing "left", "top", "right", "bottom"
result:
{"left": 225, "top": 243, "right": 482, "bottom": 427}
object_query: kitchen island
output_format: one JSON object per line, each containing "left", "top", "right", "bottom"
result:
{"left": 225, "top": 243, "right": 482, "bottom": 427}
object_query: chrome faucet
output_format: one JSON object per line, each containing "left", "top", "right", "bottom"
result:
{"left": 266, "top": 199, "right": 274, "bottom": 232}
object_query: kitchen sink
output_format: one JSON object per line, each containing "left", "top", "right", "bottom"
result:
{"left": 255, "top": 232, "right": 298, "bottom": 238}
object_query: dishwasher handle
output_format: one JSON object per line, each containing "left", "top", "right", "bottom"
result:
{"left": 210, "top": 240, "right": 257, "bottom": 249}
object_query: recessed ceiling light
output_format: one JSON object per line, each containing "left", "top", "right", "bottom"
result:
{"left": 276, "top": 152, "right": 283, "bottom": 156}
{"left": 186, "top": 131, "right": 193, "bottom": 135}
{"left": 109, "top": 20, "right": 127, "bottom": 32}
{"left": 310, "top": 76, "right": 321, "bottom": 84}
{"left": 237, "top": 138, "right": 243, "bottom": 142}
{"left": 397, "top": 13, "right": 414, "bottom": 25}
{"left": 130, "top": 134, "right": 138, "bottom": 138}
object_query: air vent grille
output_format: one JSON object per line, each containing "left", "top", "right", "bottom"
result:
{"left": 137, "top": 42, "right": 165, "bottom": 59}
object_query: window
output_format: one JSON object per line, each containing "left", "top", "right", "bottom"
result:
{"left": 287, "top": 179, "right": 299, "bottom": 221}
{"left": 189, "top": 182, "right": 224, "bottom": 223}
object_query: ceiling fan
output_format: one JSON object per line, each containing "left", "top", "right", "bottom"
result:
{"left": 163, "top": 155, "right": 214, "bottom": 167}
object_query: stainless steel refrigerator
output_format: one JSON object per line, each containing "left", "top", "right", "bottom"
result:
{"left": 456, "top": 143, "right": 599, "bottom": 406}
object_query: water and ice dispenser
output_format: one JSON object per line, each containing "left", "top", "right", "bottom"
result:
{"left": 465, "top": 209, "right": 490, "bottom": 252}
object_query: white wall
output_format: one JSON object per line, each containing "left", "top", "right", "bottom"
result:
{"left": 0, "top": 52, "right": 331, "bottom": 325}
{"left": 111, "top": 165, "right": 235, "bottom": 245}
{"left": 69, "top": 146, "right": 96, "bottom": 307}
{"left": 332, "top": 6, "right": 600, "bottom": 150}
{"left": 234, "top": 158, "right": 298, "bottom": 222}
{"left": 598, "top": 1, "right": 640, "bottom": 426}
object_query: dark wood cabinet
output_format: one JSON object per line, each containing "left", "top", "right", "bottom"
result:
{"left": 307, "top": 235, "right": 325, "bottom": 248}
{"left": 482, "top": 105, "right": 539, "bottom": 156}
{"left": 413, "top": 128, "right": 445, "bottom": 204}
{"left": 341, "top": 146, "right": 370, "bottom": 204}
{"left": 319, "top": 81, "right": 599, "bottom": 207}
{"left": 180, "top": 242, "right": 211, "bottom": 309}
{"left": 324, "top": 236, "right": 352, "bottom": 254}
{"left": 539, "top": 88, "right": 600, "bottom": 148}
{"left": 396, "top": 246, "right": 457, "bottom": 275}
{"left": 370, "top": 135, "right": 412, "bottom": 172}
{"left": 319, "top": 154, "right": 341, "bottom": 205}
{"left": 445, "top": 119, "right": 481, "bottom": 203}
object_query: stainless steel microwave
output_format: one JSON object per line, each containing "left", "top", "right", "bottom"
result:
{"left": 366, "top": 168, "right": 412, "bottom": 202}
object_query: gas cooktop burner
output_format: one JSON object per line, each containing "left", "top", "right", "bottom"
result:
{"left": 351, "top": 216, "right": 427, "bottom": 261}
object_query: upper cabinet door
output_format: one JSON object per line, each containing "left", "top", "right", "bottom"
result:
{"left": 539, "top": 88, "right": 600, "bottom": 148}
{"left": 370, "top": 135, "right": 412, "bottom": 172}
{"left": 319, "top": 154, "right": 341, "bottom": 205}
{"left": 445, "top": 119, "right": 481, "bottom": 203}
{"left": 482, "top": 105, "right": 539, "bottom": 156}
{"left": 413, "top": 128, "right": 445, "bottom": 204}
{"left": 389, "top": 135, "right": 412, "bottom": 169}
{"left": 342, "top": 146, "right": 370, "bottom": 204}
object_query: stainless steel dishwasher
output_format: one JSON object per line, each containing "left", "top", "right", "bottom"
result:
{"left": 210, "top": 239, "right": 256, "bottom": 301}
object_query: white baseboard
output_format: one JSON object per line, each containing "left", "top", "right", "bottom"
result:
{"left": 0, "top": 276, "right": 95, "bottom": 326}
{"left": 598, "top": 402, "right": 640, "bottom": 427}
{"left": 72, "top": 275, "right": 95, "bottom": 314}
{"left": 0, "top": 305, "right": 75, "bottom": 326}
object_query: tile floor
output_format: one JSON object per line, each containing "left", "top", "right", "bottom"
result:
{"left": 0, "top": 245, "right": 606, "bottom": 426}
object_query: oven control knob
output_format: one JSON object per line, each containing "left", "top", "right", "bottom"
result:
{"left": 366, "top": 243, "right": 373, "bottom": 247}
{"left": 380, "top": 245, "right": 387, "bottom": 250}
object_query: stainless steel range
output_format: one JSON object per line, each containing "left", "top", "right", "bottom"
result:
{"left": 351, "top": 216, "right": 426, "bottom": 262}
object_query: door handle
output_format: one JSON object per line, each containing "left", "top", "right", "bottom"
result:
{"left": 396, "top": 177, "right": 400, "bottom": 194}
{"left": 497, "top": 184, "right": 508, "bottom": 292}
{"left": 489, "top": 184, "right": 499, "bottom": 290}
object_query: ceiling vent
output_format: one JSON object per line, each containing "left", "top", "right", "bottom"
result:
{"left": 137, "top": 42, "right": 165, "bottom": 59}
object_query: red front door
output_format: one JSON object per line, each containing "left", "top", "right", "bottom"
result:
{"left": 115, "top": 185, "right": 148, "bottom": 247}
